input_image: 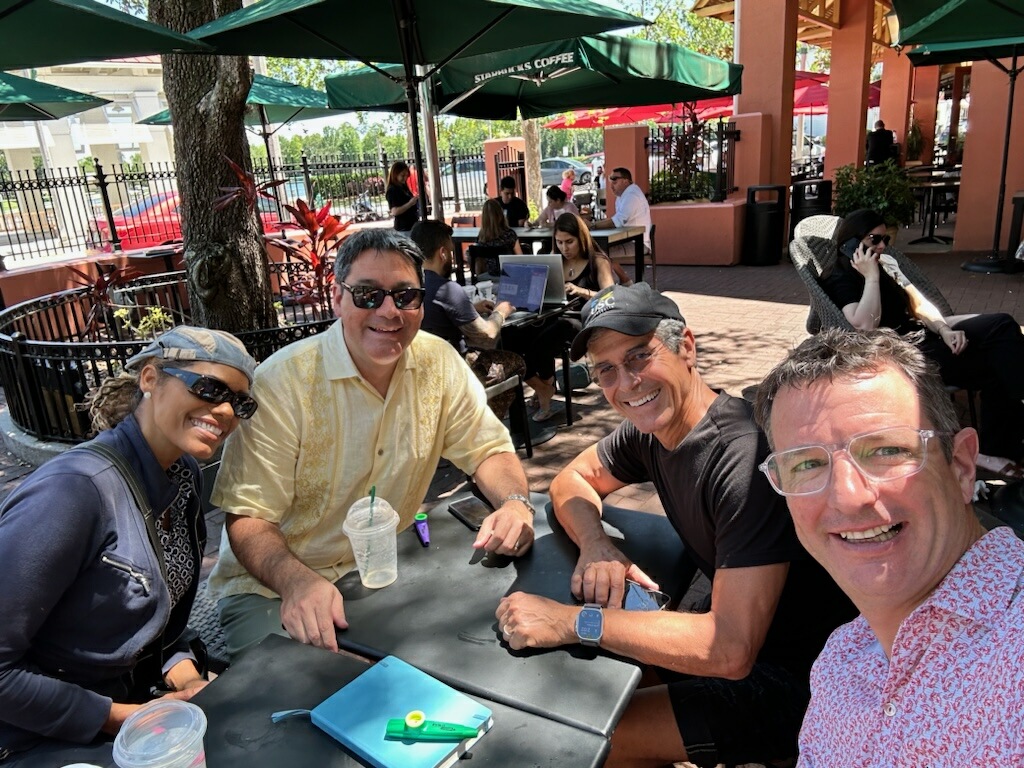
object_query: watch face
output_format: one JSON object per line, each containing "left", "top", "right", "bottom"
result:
{"left": 576, "top": 606, "right": 603, "bottom": 643}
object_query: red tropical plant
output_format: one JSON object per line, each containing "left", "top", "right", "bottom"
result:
{"left": 213, "top": 155, "right": 287, "bottom": 216}
{"left": 67, "top": 264, "right": 143, "bottom": 339}
{"left": 272, "top": 199, "right": 352, "bottom": 314}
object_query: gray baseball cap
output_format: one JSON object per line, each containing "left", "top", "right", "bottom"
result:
{"left": 569, "top": 283, "right": 685, "bottom": 361}
{"left": 125, "top": 326, "right": 257, "bottom": 385}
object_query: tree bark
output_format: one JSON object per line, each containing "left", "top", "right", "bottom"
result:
{"left": 521, "top": 118, "right": 543, "bottom": 215}
{"left": 149, "top": 0, "right": 277, "bottom": 333}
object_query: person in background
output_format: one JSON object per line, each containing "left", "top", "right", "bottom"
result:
{"left": 560, "top": 168, "right": 576, "bottom": 197}
{"left": 410, "top": 219, "right": 513, "bottom": 351}
{"left": 754, "top": 328, "right": 1024, "bottom": 766}
{"left": 475, "top": 198, "right": 523, "bottom": 276}
{"left": 592, "top": 167, "right": 652, "bottom": 273}
{"left": 497, "top": 284, "right": 855, "bottom": 767}
{"left": 500, "top": 224, "right": 611, "bottom": 421}
{"left": 0, "top": 326, "right": 259, "bottom": 759}
{"left": 209, "top": 229, "right": 535, "bottom": 661}
{"left": 385, "top": 161, "right": 419, "bottom": 233}
{"left": 535, "top": 185, "right": 579, "bottom": 228}
{"left": 823, "top": 208, "right": 1024, "bottom": 475}
{"left": 865, "top": 120, "right": 896, "bottom": 166}
{"left": 495, "top": 175, "right": 530, "bottom": 227}
{"left": 595, "top": 165, "right": 605, "bottom": 190}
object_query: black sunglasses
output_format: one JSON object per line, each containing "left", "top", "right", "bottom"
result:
{"left": 867, "top": 233, "right": 891, "bottom": 246}
{"left": 161, "top": 367, "right": 259, "bottom": 419}
{"left": 340, "top": 282, "right": 425, "bottom": 310}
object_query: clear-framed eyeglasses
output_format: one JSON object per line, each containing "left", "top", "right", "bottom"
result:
{"left": 758, "top": 426, "right": 949, "bottom": 497}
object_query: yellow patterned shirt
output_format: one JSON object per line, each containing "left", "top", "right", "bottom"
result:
{"left": 208, "top": 321, "right": 514, "bottom": 600}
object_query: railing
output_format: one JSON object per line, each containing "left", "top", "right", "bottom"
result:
{"left": 0, "top": 148, "right": 489, "bottom": 266}
{"left": 646, "top": 119, "right": 740, "bottom": 204}
{"left": 0, "top": 268, "right": 335, "bottom": 443}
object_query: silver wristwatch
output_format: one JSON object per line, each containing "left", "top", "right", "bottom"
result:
{"left": 504, "top": 493, "right": 536, "bottom": 516}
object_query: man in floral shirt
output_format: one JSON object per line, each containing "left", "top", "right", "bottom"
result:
{"left": 754, "top": 328, "right": 1024, "bottom": 767}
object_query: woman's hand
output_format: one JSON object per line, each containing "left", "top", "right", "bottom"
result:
{"left": 939, "top": 324, "right": 968, "bottom": 354}
{"left": 565, "top": 283, "right": 592, "bottom": 300}
{"left": 851, "top": 242, "right": 880, "bottom": 281}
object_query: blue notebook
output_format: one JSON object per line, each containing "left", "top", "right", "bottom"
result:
{"left": 310, "top": 655, "right": 493, "bottom": 768}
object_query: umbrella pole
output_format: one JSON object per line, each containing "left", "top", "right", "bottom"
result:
{"left": 404, "top": 82, "right": 428, "bottom": 221}
{"left": 416, "top": 66, "right": 444, "bottom": 221}
{"left": 963, "top": 49, "right": 1022, "bottom": 273}
{"left": 258, "top": 104, "right": 284, "bottom": 220}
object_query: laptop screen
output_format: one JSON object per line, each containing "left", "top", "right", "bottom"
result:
{"left": 498, "top": 254, "right": 567, "bottom": 305}
{"left": 496, "top": 264, "right": 548, "bottom": 312}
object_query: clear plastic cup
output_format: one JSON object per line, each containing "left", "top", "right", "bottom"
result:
{"left": 342, "top": 497, "right": 399, "bottom": 589}
{"left": 112, "top": 699, "right": 207, "bottom": 768}
{"left": 476, "top": 280, "right": 494, "bottom": 301}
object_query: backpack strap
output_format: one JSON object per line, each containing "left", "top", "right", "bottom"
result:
{"left": 77, "top": 441, "right": 168, "bottom": 586}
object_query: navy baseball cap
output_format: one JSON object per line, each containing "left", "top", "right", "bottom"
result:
{"left": 569, "top": 283, "right": 685, "bottom": 361}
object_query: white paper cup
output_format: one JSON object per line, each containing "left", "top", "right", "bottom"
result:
{"left": 476, "top": 280, "right": 494, "bottom": 301}
{"left": 112, "top": 700, "right": 207, "bottom": 768}
{"left": 343, "top": 497, "right": 399, "bottom": 589}
{"left": 462, "top": 284, "right": 477, "bottom": 301}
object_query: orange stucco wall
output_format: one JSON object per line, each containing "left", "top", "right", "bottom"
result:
{"left": 954, "top": 57, "right": 1024, "bottom": 253}
{"left": 824, "top": 0, "right": 873, "bottom": 178}
{"left": 652, "top": 198, "right": 745, "bottom": 266}
{"left": 730, "top": 113, "right": 772, "bottom": 193}
{"left": 734, "top": 0, "right": 798, "bottom": 189}
{"left": 880, "top": 47, "right": 914, "bottom": 163}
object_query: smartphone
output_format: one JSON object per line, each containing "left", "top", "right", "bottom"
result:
{"left": 840, "top": 237, "right": 861, "bottom": 259}
{"left": 448, "top": 496, "right": 494, "bottom": 532}
{"left": 623, "top": 580, "right": 671, "bottom": 611}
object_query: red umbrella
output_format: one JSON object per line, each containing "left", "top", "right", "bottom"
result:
{"left": 543, "top": 104, "right": 681, "bottom": 129}
{"left": 792, "top": 80, "right": 880, "bottom": 114}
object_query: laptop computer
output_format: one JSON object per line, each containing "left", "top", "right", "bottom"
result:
{"left": 499, "top": 254, "right": 567, "bottom": 306}
{"left": 495, "top": 263, "right": 549, "bottom": 314}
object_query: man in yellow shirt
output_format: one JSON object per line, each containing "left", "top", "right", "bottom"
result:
{"left": 209, "top": 229, "right": 534, "bottom": 660}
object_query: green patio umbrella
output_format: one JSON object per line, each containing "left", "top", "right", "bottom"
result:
{"left": 0, "top": 0, "right": 210, "bottom": 71}
{"left": 0, "top": 70, "right": 109, "bottom": 120}
{"left": 326, "top": 34, "right": 743, "bottom": 121}
{"left": 889, "top": 0, "right": 1024, "bottom": 48}
{"left": 908, "top": 36, "right": 1024, "bottom": 272}
{"left": 188, "top": 0, "right": 647, "bottom": 218}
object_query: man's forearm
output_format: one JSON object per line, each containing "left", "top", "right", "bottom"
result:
{"left": 550, "top": 468, "right": 610, "bottom": 548}
{"left": 224, "top": 514, "right": 320, "bottom": 597}
{"left": 472, "top": 452, "right": 530, "bottom": 506}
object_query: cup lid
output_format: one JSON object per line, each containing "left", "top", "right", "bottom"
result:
{"left": 112, "top": 699, "right": 207, "bottom": 768}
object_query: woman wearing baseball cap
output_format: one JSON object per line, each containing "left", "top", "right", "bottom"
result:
{"left": 0, "top": 326, "right": 258, "bottom": 759}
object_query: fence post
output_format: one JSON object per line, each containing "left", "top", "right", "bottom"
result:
{"left": 379, "top": 147, "right": 389, "bottom": 181}
{"left": 300, "top": 152, "right": 313, "bottom": 202}
{"left": 450, "top": 148, "right": 462, "bottom": 212}
{"left": 93, "top": 158, "right": 121, "bottom": 252}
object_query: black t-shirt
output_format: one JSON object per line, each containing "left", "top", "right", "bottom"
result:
{"left": 821, "top": 262, "right": 920, "bottom": 335}
{"left": 597, "top": 393, "right": 855, "bottom": 676}
{"left": 386, "top": 183, "right": 418, "bottom": 232}
{"left": 496, "top": 195, "right": 529, "bottom": 227}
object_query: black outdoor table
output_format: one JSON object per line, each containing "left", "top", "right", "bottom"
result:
{"left": 909, "top": 180, "right": 959, "bottom": 245}
{"left": 17, "top": 634, "right": 610, "bottom": 768}
{"left": 334, "top": 494, "right": 693, "bottom": 738}
{"left": 449, "top": 226, "right": 646, "bottom": 286}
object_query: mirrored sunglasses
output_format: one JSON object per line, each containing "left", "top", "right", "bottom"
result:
{"left": 868, "top": 233, "right": 891, "bottom": 246}
{"left": 161, "top": 367, "right": 259, "bottom": 419}
{"left": 341, "top": 282, "right": 425, "bottom": 310}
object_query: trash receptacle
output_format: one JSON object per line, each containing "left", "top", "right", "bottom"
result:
{"left": 743, "top": 185, "right": 787, "bottom": 266}
{"left": 790, "top": 179, "right": 833, "bottom": 238}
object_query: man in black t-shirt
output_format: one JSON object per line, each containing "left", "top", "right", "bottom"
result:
{"left": 494, "top": 175, "right": 529, "bottom": 227}
{"left": 866, "top": 120, "right": 896, "bottom": 165}
{"left": 496, "top": 284, "right": 855, "bottom": 768}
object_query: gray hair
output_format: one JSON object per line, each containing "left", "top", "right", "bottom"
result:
{"left": 753, "top": 328, "right": 959, "bottom": 460}
{"left": 334, "top": 228, "right": 424, "bottom": 286}
{"left": 653, "top": 318, "right": 686, "bottom": 353}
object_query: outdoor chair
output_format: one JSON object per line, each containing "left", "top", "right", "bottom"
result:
{"left": 451, "top": 215, "right": 477, "bottom": 228}
{"left": 789, "top": 233, "right": 976, "bottom": 429}
{"left": 467, "top": 244, "right": 503, "bottom": 281}
{"left": 792, "top": 213, "right": 840, "bottom": 241}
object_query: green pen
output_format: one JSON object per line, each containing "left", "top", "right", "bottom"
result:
{"left": 385, "top": 710, "right": 479, "bottom": 741}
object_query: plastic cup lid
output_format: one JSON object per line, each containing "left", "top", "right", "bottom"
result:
{"left": 112, "top": 699, "right": 207, "bottom": 768}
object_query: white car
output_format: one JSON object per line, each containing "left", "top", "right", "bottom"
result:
{"left": 438, "top": 157, "right": 488, "bottom": 206}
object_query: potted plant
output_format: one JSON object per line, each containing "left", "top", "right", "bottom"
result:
{"left": 832, "top": 161, "right": 917, "bottom": 232}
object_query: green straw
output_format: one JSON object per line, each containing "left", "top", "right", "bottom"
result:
{"left": 368, "top": 485, "right": 376, "bottom": 526}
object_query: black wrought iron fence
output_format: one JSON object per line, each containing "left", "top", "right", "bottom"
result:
{"left": 646, "top": 119, "right": 740, "bottom": 204}
{"left": 0, "top": 269, "right": 334, "bottom": 442}
{"left": 0, "top": 149, "right": 490, "bottom": 267}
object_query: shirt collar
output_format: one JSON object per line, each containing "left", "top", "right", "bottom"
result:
{"left": 324, "top": 319, "right": 417, "bottom": 384}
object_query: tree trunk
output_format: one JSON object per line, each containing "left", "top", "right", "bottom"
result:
{"left": 149, "top": 0, "right": 277, "bottom": 334}
{"left": 521, "top": 118, "right": 543, "bottom": 215}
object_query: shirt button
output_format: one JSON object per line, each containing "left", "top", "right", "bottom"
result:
{"left": 377, "top": 449, "right": 384, "bottom": 456}
{"left": 883, "top": 702, "right": 897, "bottom": 717}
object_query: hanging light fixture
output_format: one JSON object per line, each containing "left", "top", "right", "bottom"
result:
{"left": 884, "top": 10, "right": 902, "bottom": 52}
